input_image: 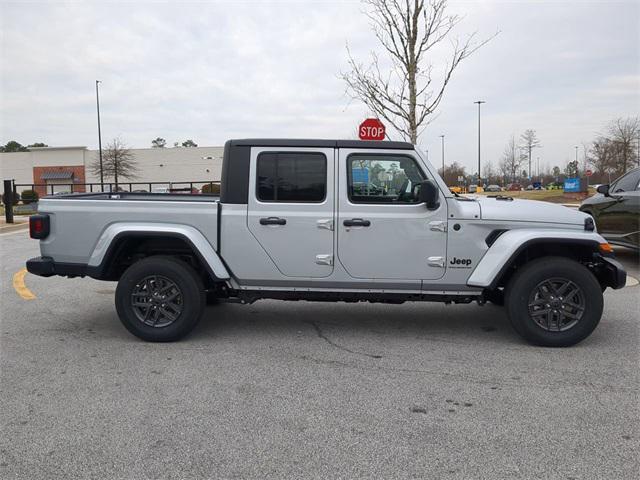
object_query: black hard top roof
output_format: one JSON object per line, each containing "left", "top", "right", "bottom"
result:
{"left": 228, "top": 138, "right": 414, "bottom": 150}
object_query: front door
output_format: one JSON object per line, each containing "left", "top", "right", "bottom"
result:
{"left": 247, "top": 147, "right": 335, "bottom": 278}
{"left": 596, "top": 169, "right": 640, "bottom": 242}
{"left": 337, "top": 149, "right": 447, "bottom": 280}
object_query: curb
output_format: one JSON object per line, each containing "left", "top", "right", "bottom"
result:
{"left": 0, "top": 222, "right": 29, "bottom": 234}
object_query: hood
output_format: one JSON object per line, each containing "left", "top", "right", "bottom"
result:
{"left": 476, "top": 197, "right": 588, "bottom": 226}
{"left": 580, "top": 193, "right": 605, "bottom": 207}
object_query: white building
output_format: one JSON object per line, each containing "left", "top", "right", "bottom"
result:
{"left": 0, "top": 145, "right": 224, "bottom": 195}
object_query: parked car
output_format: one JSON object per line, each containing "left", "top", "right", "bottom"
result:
{"left": 579, "top": 167, "right": 640, "bottom": 250}
{"left": 507, "top": 183, "right": 522, "bottom": 191}
{"left": 26, "top": 138, "right": 626, "bottom": 347}
{"left": 468, "top": 184, "right": 484, "bottom": 193}
{"left": 485, "top": 185, "right": 502, "bottom": 192}
{"left": 449, "top": 185, "right": 464, "bottom": 194}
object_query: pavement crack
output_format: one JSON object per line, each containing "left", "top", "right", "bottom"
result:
{"left": 306, "top": 321, "right": 382, "bottom": 359}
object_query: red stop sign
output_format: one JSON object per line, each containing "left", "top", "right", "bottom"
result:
{"left": 358, "top": 118, "right": 386, "bottom": 141}
{"left": 586, "top": 169, "right": 593, "bottom": 177}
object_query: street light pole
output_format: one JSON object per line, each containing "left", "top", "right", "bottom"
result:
{"left": 439, "top": 134, "right": 445, "bottom": 177}
{"left": 96, "top": 80, "right": 104, "bottom": 192}
{"left": 474, "top": 101, "right": 486, "bottom": 185}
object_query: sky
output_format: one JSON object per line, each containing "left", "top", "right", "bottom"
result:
{"left": 1, "top": 0, "right": 639, "bottom": 175}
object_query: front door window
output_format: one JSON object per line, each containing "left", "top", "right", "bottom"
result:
{"left": 347, "top": 154, "right": 426, "bottom": 204}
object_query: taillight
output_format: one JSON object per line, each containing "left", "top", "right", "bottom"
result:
{"left": 29, "top": 214, "right": 50, "bottom": 239}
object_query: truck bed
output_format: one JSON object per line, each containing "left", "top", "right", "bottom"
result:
{"left": 36, "top": 193, "right": 220, "bottom": 265}
{"left": 44, "top": 192, "right": 219, "bottom": 202}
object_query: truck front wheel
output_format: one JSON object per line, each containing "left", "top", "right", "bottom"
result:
{"left": 115, "top": 256, "right": 205, "bottom": 342}
{"left": 505, "top": 256, "right": 604, "bottom": 347}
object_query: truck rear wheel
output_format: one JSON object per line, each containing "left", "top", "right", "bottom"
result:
{"left": 115, "top": 256, "right": 205, "bottom": 342}
{"left": 505, "top": 256, "right": 603, "bottom": 347}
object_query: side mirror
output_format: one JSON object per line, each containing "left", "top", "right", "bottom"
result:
{"left": 418, "top": 179, "right": 440, "bottom": 210}
{"left": 596, "top": 184, "right": 610, "bottom": 196}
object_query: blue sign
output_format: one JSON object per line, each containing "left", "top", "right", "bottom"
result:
{"left": 352, "top": 167, "right": 369, "bottom": 183}
{"left": 564, "top": 177, "right": 581, "bottom": 192}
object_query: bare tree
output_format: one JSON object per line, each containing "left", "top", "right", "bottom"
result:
{"left": 607, "top": 116, "right": 639, "bottom": 173}
{"left": 519, "top": 129, "right": 541, "bottom": 179}
{"left": 500, "top": 135, "right": 520, "bottom": 183}
{"left": 498, "top": 156, "right": 510, "bottom": 184}
{"left": 590, "top": 137, "right": 615, "bottom": 178}
{"left": 90, "top": 138, "right": 139, "bottom": 185}
{"left": 564, "top": 160, "right": 579, "bottom": 178}
{"left": 482, "top": 159, "right": 495, "bottom": 184}
{"left": 341, "top": 0, "right": 495, "bottom": 143}
{"left": 440, "top": 161, "right": 466, "bottom": 185}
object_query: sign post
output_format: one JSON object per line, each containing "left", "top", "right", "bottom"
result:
{"left": 3, "top": 179, "right": 14, "bottom": 224}
{"left": 358, "top": 118, "right": 386, "bottom": 141}
{"left": 586, "top": 169, "right": 593, "bottom": 188}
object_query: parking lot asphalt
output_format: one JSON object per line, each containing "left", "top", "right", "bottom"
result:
{"left": 1, "top": 229, "right": 638, "bottom": 479}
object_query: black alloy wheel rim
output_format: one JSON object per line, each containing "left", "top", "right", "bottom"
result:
{"left": 131, "top": 275, "right": 183, "bottom": 328}
{"left": 528, "top": 277, "right": 586, "bottom": 332}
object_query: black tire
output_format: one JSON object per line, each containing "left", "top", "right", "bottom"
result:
{"left": 485, "top": 288, "right": 505, "bottom": 306}
{"left": 505, "top": 256, "right": 603, "bottom": 347}
{"left": 115, "top": 256, "right": 205, "bottom": 342}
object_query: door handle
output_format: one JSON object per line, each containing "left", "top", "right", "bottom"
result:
{"left": 260, "top": 217, "right": 286, "bottom": 226}
{"left": 343, "top": 218, "right": 371, "bottom": 227}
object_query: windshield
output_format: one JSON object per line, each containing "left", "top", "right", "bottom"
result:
{"left": 414, "top": 146, "right": 452, "bottom": 197}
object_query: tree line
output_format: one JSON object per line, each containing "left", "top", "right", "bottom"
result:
{"left": 151, "top": 138, "right": 198, "bottom": 148}
{"left": 0, "top": 141, "right": 48, "bottom": 152}
{"left": 441, "top": 116, "right": 639, "bottom": 187}
{"left": 587, "top": 117, "right": 639, "bottom": 182}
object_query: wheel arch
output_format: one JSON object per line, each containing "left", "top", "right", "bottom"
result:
{"left": 467, "top": 229, "right": 620, "bottom": 291}
{"left": 86, "top": 224, "right": 230, "bottom": 282}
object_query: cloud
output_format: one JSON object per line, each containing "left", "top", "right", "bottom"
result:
{"left": 1, "top": 0, "right": 638, "bottom": 174}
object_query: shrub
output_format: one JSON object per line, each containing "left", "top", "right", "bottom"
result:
{"left": 21, "top": 189, "right": 39, "bottom": 204}
{"left": 2, "top": 191, "right": 20, "bottom": 205}
{"left": 201, "top": 182, "right": 221, "bottom": 195}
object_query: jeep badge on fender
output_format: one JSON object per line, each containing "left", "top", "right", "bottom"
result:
{"left": 449, "top": 257, "right": 472, "bottom": 267}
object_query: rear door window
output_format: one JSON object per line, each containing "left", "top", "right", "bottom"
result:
{"left": 257, "top": 152, "right": 327, "bottom": 202}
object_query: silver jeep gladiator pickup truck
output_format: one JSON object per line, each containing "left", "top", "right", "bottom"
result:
{"left": 26, "top": 139, "right": 626, "bottom": 346}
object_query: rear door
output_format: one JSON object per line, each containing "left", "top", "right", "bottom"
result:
{"left": 337, "top": 149, "right": 448, "bottom": 280}
{"left": 247, "top": 147, "right": 335, "bottom": 278}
